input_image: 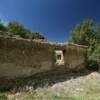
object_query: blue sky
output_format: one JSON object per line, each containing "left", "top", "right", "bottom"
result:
{"left": 0, "top": 0, "right": 100, "bottom": 42}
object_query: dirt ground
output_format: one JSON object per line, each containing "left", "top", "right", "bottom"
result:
{"left": 1, "top": 70, "right": 100, "bottom": 100}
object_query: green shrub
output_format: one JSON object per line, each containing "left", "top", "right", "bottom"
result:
{"left": 86, "top": 60, "right": 99, "bottom": 71}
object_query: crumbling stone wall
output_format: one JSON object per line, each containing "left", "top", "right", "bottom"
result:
{"left": 0, "top": 36, "right": 86, "bottom": 80}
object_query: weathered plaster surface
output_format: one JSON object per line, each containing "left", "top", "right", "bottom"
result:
{"left": 0, "top": 35, "right": 86, "bottom": 80}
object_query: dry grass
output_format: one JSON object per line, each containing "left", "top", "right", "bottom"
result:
{"left": 1, "top": 71, "right": 100, "bottom": 100}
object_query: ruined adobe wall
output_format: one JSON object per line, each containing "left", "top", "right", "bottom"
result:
{"left": 0, "top": 36, "right": 86, "bottom": 80}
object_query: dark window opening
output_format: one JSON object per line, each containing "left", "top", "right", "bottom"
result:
{"left": 57, "top": 54, "right": 61, "bottom": 60}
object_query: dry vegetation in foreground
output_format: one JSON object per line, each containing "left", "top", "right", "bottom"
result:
{"left": 0, "top": 71, "right": 100, "bottom": 100}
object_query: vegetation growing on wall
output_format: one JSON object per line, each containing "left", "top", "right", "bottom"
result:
{"left": 69, "top": 19, "right": 100, "bottom": 70}
{"left": 0, "top": 19, "right": 46, "bottom": 41}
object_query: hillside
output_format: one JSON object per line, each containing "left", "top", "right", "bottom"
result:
{"left": 1, "top": 71, "right": 100, "bottom": 100}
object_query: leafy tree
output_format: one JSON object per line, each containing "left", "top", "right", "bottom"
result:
{"left": 69, "top": 19, "right": 100, "bottom": 70}
{"left": 95, "top": 24, "right": 100, "bottom": 41}
{"left": 0, "top": 19, "right": 7, "bottom": 31}
{"left": 70, "top": 20, "right": 94, "bottom": 45}
{"left": 7, "top": 21, "right": 30, "bottom": 38}
{"left": 0, "top": 19, "right": 46, "bottom": 40}
{"left": 81, "top": 20, "right": 94, "bottom": 46}
{"left": 81, "top": 19, "right": 94, "bottom": 34}
{"left": 30, "top": 32, "right": 45, "bottom": 40}
{"left": 70, "top": 23, "right": 89, "bottom": 45}
{"left": 7, "top": 21, "right": 46, "bottom": 40}
{"left": 70, "top": 24, "right": 82, "bottom": 44}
